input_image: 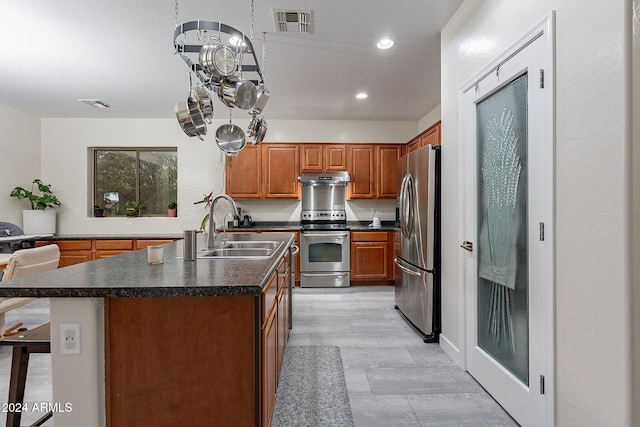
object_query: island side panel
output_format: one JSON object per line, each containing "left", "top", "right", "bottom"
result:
{"left": 105, "top": 296, "right": 257, "bottom": 427}
{"left": 50, "top": 298, "right": 106, "bottom": 427}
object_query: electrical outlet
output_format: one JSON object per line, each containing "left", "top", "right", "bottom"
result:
{"left": 60, "top": 323, "right": 80, "bottom": 355}
{"left": 73, "top": 208, "right": 79, "bottom": 216}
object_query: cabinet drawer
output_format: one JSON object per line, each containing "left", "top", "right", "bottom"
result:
{"left": 262, "top": 272, "right": 278, "bottom": 323}
{"left": 95, "top": 240, "right": 133, "bottom": 250}
{"left": 351, "top": 231, "right": 388, "bottom": 242}
{"left": 134, "top": 240, "right": 174, "bottom": 250}
{"left": 53, "top": 240, "right": 92, "bottom": 251}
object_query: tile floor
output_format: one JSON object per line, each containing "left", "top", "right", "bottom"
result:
{"left": 290, "top": 286, "right": 518, "bottom": 427}
{"left": 0, "top": 286, "right": 518, "bottom": 426}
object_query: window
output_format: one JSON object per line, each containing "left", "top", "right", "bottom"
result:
{"left": 93, "top": 148, "right": 177, "bottom": 217}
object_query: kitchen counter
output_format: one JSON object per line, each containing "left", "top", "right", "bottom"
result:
{"left": 347, "top": 220, "right": 398, "bottom": 231}
{"left": 0, "top": 232, "right": 295, "bottom": 426}
{"left": 39, "top": 233, "right": 183, "bottom": 240}
{"left": 227, "top": 220, "right": 398, "bottom": 232}
{"left": 0, "top": 233, "right": 294, "bottom": 298}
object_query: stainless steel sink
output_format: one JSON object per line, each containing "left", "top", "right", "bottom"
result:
{"left": 197, "top": 241, "right": 283, "bottom": 259}
{"left": 222, "top": 241, "right": 281, "bottom": 250}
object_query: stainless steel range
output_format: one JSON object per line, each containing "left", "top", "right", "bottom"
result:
{"left": 299, "top": 171, "right": 350, "bottom": 288}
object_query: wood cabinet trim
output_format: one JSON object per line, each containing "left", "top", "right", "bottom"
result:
{"left": 95, "top": 240, "right": 133, "bottom": 250}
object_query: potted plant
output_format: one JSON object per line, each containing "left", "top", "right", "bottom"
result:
{"left": 167, "top": 201, "right": 177, "bottom": 217}
{"left": 194, "top": 192, "right": 213, "bottom": 231}
{"left": 125, "top": 201, "right": 141, "bottom": 217}
{"left": 9, "top": 179, "right": 61, "bottom": 234}
{"left": 93, "top": 205, "right": 105, "bottom": 217}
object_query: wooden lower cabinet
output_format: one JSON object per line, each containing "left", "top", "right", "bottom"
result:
{"left": 95, "top": 240, "right": 133, "bottom": 259}
{"left": 350, "top": 231, "right": 394, "bottom": 285}
{"left": 134, "top": 239, "right": 174, "bottom": 249}
{"left": 39, "top": 239, "right": 176, "bottom": 266}
{"left": 106, "top": 296, "right": 257, "bottom": 427}
{"left": 262, "top": 280, "right": 278, "bottom": 427}
{"left": 38, "top": 240, "right": 92, "bottom": 267}
{"left": 106, "top": 249, "right": 291, "bottom": 427}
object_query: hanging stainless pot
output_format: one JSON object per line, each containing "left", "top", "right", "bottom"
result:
{"left": 199, "top": 44, "right": 237, "bottom": 84}
{"left": 253, "top": 118, "right": 267, "bottom": 145}
{"left": 195, "top": 87, "right": 214, "bottom": 123}
{"left": 174, "top": 95, "right": 207, "bottom": 140}
{"left": 247, "top": 114, "right": 261, "bottom": 138}
{"left": 251, "top": 86, "right": 270, "bottom": 115}
{"left": 215, "top": 123, "right": 246, "bottom": 155}
{"left": 218, "top": 78, "right": 257, "bottom": 110}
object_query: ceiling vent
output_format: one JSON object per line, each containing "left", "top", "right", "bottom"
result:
{"left": 78, "top": 99, "right": 112, "bottom": 109}
{"left": 272, "top": 9, "right": 313, "bottom": 34}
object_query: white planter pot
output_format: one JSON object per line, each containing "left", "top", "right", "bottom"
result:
{"left": 22, "top": 210, "right": 56, "bottom": 235}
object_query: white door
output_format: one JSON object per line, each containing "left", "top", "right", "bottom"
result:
{"left": 460, "top": 16, "right": 554, "bottom": 426}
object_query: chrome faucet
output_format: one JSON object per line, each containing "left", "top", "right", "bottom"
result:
{"left": 221, "top": 213, "right": 233, "bottom": 244}
{"left": 207, "top": 194, "right": 239, "bottom": 249}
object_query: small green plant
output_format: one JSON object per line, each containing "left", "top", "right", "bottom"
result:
{"left": 125, "top": 201, "right": 142, "bottom": 217}
{"left": 93, "top": 205, "right": 105, "bottom": 217}
{"left": 168, "top": 201, "right": 177, "bottom": 209}
{"left": 9, "top": 179, "right": 61, "bottom": 210}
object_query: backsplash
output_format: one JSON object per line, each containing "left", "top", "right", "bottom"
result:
{"left": 236, "top": 199, "right": 396, "bottom": 223}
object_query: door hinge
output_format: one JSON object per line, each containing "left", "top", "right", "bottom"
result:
{"left": 539, "top": 375, "right": 545, "bottom": 395}
{"left": 539, "top": 222, "right": 545, "bottom": 241}
{"left": 539, "top": 69, "right": 545, "bottom": 88}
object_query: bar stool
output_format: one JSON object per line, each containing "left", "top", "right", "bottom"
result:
{"left": 0, "top": 323, "right": 52, "bottom": 427}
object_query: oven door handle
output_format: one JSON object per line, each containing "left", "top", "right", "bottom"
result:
{"left": 302, "top": 232, "right": 349, "bottom": 238}
{"left": 301, "top": 272, "right": 350, "bottom": 277}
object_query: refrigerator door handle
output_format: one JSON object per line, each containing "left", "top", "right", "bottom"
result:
{"left": 394, "top": 257, "right": 422, "bottom": 277}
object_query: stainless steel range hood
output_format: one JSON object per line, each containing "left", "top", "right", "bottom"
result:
{"left": 299, "top": 171, "right": 350, "bottom": 186}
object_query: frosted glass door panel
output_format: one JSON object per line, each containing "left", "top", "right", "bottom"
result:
{"left": 476, "top": 74, "right": 529, "bottom": 385}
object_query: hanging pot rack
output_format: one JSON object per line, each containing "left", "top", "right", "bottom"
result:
{"left": 173, "top": 20, "right": 264, "bottom": 90}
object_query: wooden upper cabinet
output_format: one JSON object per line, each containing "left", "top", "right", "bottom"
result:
{"left": 324, "top": 145, "right": 347, "bottom": 170}
{"left": 421, "top": 121, "right": 441, "bottom": 147}
{"left": 407, "top": 136, "right": 421, "bottom": 153}
{"left": 347, "top": 145, "right": 376, "bottom": 199}
{"left": 262, "top": 144, "right": 300, "bottom": 199}
{"left": 300, "top": 144, "right": 323, "bottom": 171}
{"left": 300, "top": 144, "right": 346, "bottom": 171}
{"left": 377, "top": 145, "right": 403, "bottom": 199}
{"left": 226, "top": 144, "right": 263, "bottom": 199}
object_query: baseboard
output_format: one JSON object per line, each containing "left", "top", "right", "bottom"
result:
{"left": 439, "top": 333, "right": 463, "bottom": 368}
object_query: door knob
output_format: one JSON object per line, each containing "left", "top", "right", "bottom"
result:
{"left": 460, "top": 241, "right": 473, "bottom": 252}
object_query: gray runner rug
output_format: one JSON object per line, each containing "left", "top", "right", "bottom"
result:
{"left": 271, "top": 346, "right": 354, "bottom": 427}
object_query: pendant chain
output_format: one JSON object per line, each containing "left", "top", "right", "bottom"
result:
{"left": 262, "top": 32, "right": 267, "bottom": 83}
{"left": 174, "top": 0, "right": 179, "bottom": 28}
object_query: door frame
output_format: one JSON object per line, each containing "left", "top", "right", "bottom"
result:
{"left": 457, "top": 13, "right": 555, "bottom": 426}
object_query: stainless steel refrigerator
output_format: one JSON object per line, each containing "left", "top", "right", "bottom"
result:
{"left": 394, "top": 144, "right": 441, "bottom": 342}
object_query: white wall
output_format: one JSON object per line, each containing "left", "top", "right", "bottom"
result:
{"left": 0, "top": 105, "right": 41, "bottom": 227}
{"left": 441, "top": 1, "right": 633, "bottom": 425}
{"left": 40, "top": 118, "right": 414, "bottom": 235}
{"left": 418, "top": 104, "right": 441, "bottom": 133}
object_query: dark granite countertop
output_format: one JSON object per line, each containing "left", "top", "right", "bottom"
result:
{"left": 41, "top": 234, "right": 183, "bottom": 240}
{"left": 0, "top": 233, "right": 295, "bottom": 299}
{"left": 228, "top": 220, "right": 398, "bottom": 232}
{"left": 347, "top": 221, "right": 398, "bottom": 231}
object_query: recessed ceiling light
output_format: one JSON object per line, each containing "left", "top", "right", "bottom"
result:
{"left": 355, "top": 92, "right": 368, "bottom": 99}
{"left": 78, "top": 99, "right": 112, "bottom": 109}
{"left": 376, "top": 38, "right": 394, "bottom": 50}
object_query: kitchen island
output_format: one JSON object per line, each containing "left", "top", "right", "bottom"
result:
{"left": 0, "top": 232, "right": 295, "bottom": 427}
